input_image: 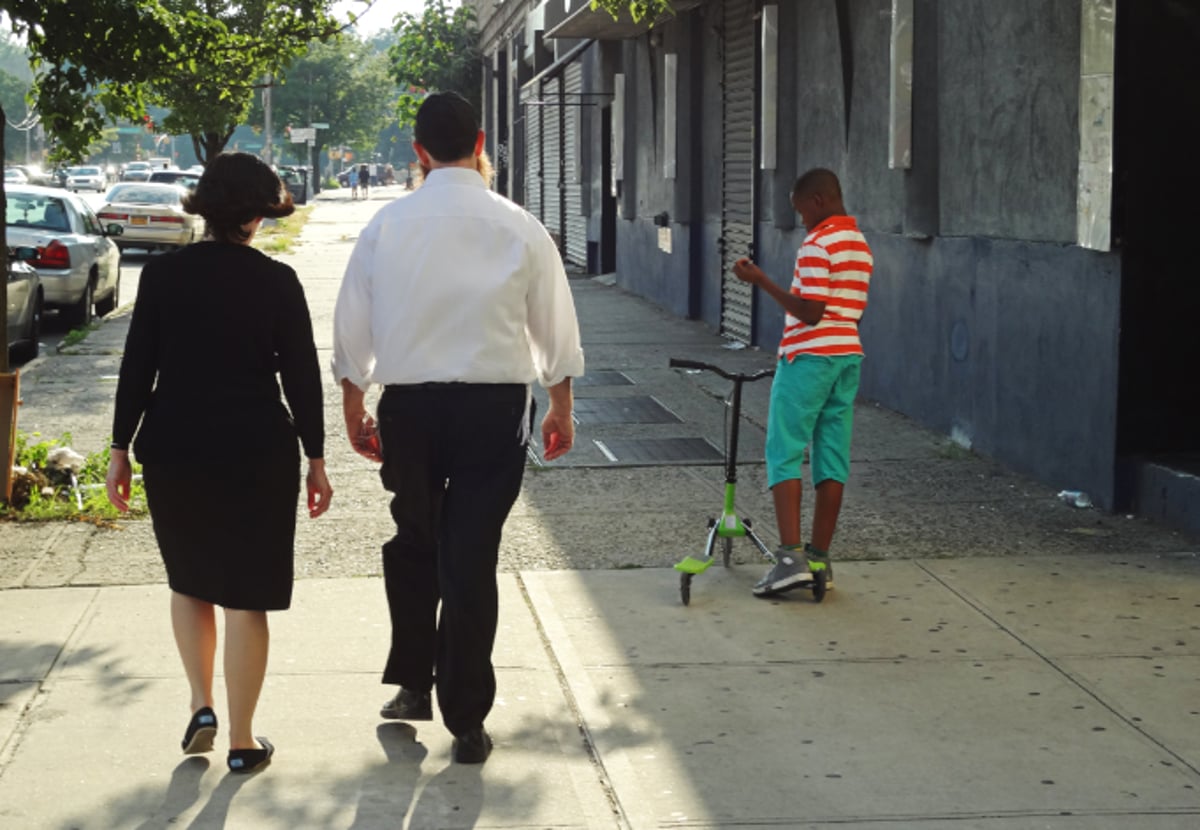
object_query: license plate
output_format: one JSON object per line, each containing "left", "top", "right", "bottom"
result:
{"left": 131, "top": 216, "right": 148, "bottom": 225}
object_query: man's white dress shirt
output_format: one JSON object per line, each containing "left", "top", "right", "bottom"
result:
{"left": 332, "top": 167, "right": 584, "bottom": 392}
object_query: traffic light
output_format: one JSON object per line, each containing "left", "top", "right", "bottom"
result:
{"left": 142, "top": 114, "right": 154, "bottom": 133}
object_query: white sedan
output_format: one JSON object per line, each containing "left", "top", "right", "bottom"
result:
{"left": 98, "top": 182, "right": 203, "bottom": 252}
{"left": 65, "top": 165, "right": 108, "bottom": 192}
{"left": 5, "top": 185, "right": 123, "bottom": 326}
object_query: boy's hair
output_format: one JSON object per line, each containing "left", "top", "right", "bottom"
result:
{"left": 792, "top": 168, "right": 842, "bottom": 201}
{"left": 414, "top": 91, "right": 479, "bottom": 162}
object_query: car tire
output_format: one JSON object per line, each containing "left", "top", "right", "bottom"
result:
{"left": 63, "top": 280, "right": 94, "bottom": 328}
{"left": 95, "top": 275, "right": 120, "bottom": 317}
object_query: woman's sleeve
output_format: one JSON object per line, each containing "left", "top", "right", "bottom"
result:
{"left": 111, "top": 264, "right": 161, "bottom": 450}
{"left": 276, "top": 267, "right": 325, "bottom": 459}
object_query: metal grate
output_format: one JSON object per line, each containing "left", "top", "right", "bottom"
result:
{"left": 593, "top": 437, "right": 724, "bottom": 464}
{"left": 719, "top": 0, "right": 757, "bottom": 344}
{"left": 575, "top": 370, "right": 633, "bottom": 387}
{"left": 573, "top": 396, "right": 681, "bottom": 425}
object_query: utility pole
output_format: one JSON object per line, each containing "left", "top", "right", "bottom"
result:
{"left": 263, "top": 74, "right": 273, "bottom": 166}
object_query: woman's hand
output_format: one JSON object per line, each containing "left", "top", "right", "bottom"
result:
{"left": 106, "top": 449, "right": 133, "bottom": 513}
{"left": 306, "top": 458, "right": 333, "bottom": 518}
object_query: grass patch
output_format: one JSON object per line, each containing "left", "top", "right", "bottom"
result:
{"left": 58, "top": 319, "right": 104, "bottom": 351}
{"left": 253, "top": 205, "right": 314, "bottom": 254}
{"left": 1, "top": 432, "right": 147, "bottom": 524}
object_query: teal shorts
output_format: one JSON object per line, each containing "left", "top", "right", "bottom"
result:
{"left": 766, "top": 354, "right": 862, "bottom": 488}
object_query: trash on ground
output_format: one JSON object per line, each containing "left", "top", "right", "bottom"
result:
{"left": 1058, "top": 490, "right": 1092, "bottom": 509}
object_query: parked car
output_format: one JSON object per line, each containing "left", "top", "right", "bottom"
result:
{"left": 5, "top": 168, "right": 28, "bottom": 184}
{"left": 5, "top": 185, "right": 123, "bottom": 326}
{"left": 121, "top": 161, "right": 153, "bottom": 182}
{"left": 97, "top": 182, "right": 202, "bottom": 252}
{"left": 147, "top": 169, "right": 200, "bottom": 191}
{"left": 65, "top": 165, "right": 107, "bottom": 192}
{"left": 6, "top": 245, "right": 43, "bottom": 363}
{"left": 7, "top": 164, "right": 52, "bottom": 186}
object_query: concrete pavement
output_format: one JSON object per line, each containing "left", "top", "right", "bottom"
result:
{"left": 1, "top": 185, "right": 1199, "bottom": 828}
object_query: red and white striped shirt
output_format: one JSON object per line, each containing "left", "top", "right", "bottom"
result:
{"left": 778, "top": 216, "right": 873, "bottom": 360}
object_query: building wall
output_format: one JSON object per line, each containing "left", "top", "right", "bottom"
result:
{"left": 474, "top": 0, "right": 1126, "bottom": 508}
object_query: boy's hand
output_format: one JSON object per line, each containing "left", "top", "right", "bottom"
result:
{"left": 732, "top": 258, "right": 767, "bottom": 286}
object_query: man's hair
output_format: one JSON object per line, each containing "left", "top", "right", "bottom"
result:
{"left": 414, "top": 91, "right": 479, "bottom": 162}
{"left": 792, "top": 168, "right": 842, "bottom": 201}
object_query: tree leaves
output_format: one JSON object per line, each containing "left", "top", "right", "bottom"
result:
{"left": 387, "top": 0, "right": 481, "bottom": 128}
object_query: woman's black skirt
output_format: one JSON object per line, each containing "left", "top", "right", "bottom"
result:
{"left": 143, "top": 452, "right": 301, "bottom": 611}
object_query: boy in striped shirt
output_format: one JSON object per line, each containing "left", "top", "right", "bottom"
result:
{"left": 732, "top": 168, "right": 873, "bottom": 597}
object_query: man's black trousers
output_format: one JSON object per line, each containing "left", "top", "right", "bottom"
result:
{"left": 377, "top": 382, "right": 529, "bottom": 735}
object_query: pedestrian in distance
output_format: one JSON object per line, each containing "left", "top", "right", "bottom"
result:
{"left": 332, "top": 90, "right": 584, "bottom": 764}
{"left": 731, "top": 168, "right": 874, "bottom": 597}
{"left": 106, "top": 151, "right": 333, "bottom": 774}
{"left": 357, "top": 163, "right": 369, "bottom": 199}
{"left": 350, "top": 168, "right": 360, "bottom": 200}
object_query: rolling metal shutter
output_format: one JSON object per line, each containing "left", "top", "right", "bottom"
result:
{"left": 542, "top": 76, "right": 564, "bottom": 246}
{"left": 563, "top": 63, "right": 587, "bottom": 267}
{"left": 522, "top": 83, "right": 542, "bottom": 220}
{"left": 720, "top": 0, "right": 756, "bottom": 343}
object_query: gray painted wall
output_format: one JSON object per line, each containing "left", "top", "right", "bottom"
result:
{"left": 565, "top": 0, "right": 1124, "bottom": 507}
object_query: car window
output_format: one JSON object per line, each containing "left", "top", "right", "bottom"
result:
{"left": 78, "top": 167, "right": 102, "bottom": 176}
{"left": 6, "top": 195, "right": 73, "bottom": 232}
{"left": 80, "top": 203, "right": 103, "bottom": 236}
{"left": 108, "top": 186, "right": 182, "bottom": 205}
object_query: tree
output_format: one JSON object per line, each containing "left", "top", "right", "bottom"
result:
{"left": 387, "top": 0, "right": 480, "bottom": 128}
{"left": 149, "top": 1, "right": 343, "bottom": 165}
{"left": 251, "top": 35, "right": 395, "bottom": 179}
{"left": 591, "top": 0, "right": 675, "bottom": 23}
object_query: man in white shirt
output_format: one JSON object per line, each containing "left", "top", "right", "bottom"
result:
{"left": 331, "top": 91, "right": 584, "bottom": 764}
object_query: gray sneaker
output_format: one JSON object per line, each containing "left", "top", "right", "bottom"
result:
{"left": 752, "top": 549, "right": 813, "bottom": 597}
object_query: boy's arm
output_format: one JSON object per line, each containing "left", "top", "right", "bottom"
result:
{"left": 731, "top": 258, "right": 826, "bottom": 325}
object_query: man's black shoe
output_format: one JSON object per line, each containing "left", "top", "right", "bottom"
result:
{"left": 451, "top": 728, "right": 493, "bottom": 764}
{"left": 380, "top": 688, "right": 432, "bottom": 721}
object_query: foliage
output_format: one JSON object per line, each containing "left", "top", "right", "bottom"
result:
{"left": 388, "top": 0, "right": 481, "bottom": 128}
{"left": 2, "top": 432, "right": 147, "bottom": 522}
{"left": 590, "top": 0, "right": 676, "bottom": 23}
{"left": 250, "top": 35, "right": 395, "bottom": 172}
{"left": 58, "top": 319, "right": 103, "bottom": 351}
{"left": 149, "top": 1, "right": 346, "bottom": 165}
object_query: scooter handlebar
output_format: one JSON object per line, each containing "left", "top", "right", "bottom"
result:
{"left": 669, "top": 357, "right": 774, "bottom": 382}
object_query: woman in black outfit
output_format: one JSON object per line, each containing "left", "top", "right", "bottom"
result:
{"left": 106, "top": 152, "right": 332, "bottom": 774}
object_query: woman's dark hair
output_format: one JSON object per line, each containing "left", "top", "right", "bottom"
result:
{"left": 183, "top": 152, "right": 295, "bottom": 244}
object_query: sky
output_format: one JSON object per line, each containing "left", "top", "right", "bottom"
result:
{"left": 333, "top": 0, "right": 455, "bottom": 35}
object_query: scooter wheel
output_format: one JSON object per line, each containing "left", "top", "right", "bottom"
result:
{"left": 721, "top": 537, "right": 733, "bottom": 568}
{"left": 812, "top": 570, "right": 827, "bottom": 603}
{"left": 680, "top": 572, "right": 693, "bottom": 606}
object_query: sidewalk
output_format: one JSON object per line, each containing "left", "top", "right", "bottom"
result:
{"left": 1, "top": 186, "right": 1198, "bottom": 828}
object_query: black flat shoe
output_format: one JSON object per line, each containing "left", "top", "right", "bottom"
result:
{"left": 227, "top": 737, "right": 274, "bottom": 774}
{"left": 380, "top": 688, "right": 432, "bottom": 721}
{"left": 451, "top": 728, "right": 492, "bottom": 764}
{"left": 181, "top": 707, "right": 218, "bottom": 754}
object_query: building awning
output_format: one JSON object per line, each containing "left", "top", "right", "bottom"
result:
{"left": 546, "top": 0, "right": 705, "bottom": 40}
